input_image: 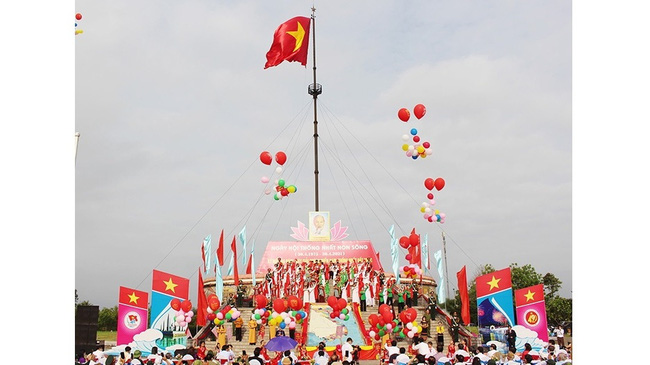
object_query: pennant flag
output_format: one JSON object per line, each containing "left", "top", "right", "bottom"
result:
{"left": 246, "top": 253, "right": 253, "bottom": 275}
{"left": 196, "top": 268, "right": 209, "bottom": 327}
{"left": 389, "top": 225, "right": 400, "bottom": 284}
{"left": 264, "top": 16, "right": 311, "bottom": 69}
{"left": 202, "top": 234, "right": 212, "bottom": 275}
{"left": 421, "top": 233, "right": 429, "bottom": 273}
{"left": 434, "top": 250, "right": 445, "bottom": 303}
{"left": 227, "top": 254, "right": 234, "bottom": 276}
{"left": 216, "top": 263, "right": 224, "bottom": 301}
{"left": 231, "top": 236, "right": 240, "bottom": 284}
{"left": 475, "top": 267, "right": 515, "bottom": 329}
{"left": 407, "top": 228, "right": 422, "bottom": 268}
{"left": 456, "top": 266, "right": 470, "bottom": 325}
{"left": 117, "top": 286, "right": 148, "bottom": 346}
{"left": 250, "top": 239, "right": 256, "bottom": 286}
{"left": 150, "top": 270, "right": 190, "bottom": 332}
{"left": 217, "top": 229, "right": 225, "bottom": 267}
{"left": 515, "top": 284, "right": 549, "bottom": 342}
{"left": 239, "top": 226, "right": 247, "bottom": 268}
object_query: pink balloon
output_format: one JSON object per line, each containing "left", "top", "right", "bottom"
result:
{"left": 261, "top": 176, "right": 270, "bottom": 183}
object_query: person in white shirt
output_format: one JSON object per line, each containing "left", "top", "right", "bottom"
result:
{"left": 313, "top": 344, "right": 329, "bottom": 365}
{"left": 412, "top": 338, "right": 429, "bottom": 357}
{"left": 385, "top": 340, "right": 399, "bottom": 358}
{"left": 395, "top": 348, "right": 410, "bottom": 365}
{"left": 341, "top": 338, "right": 354, "bottom": 362}
{"left": 146, "top": 347, "right": 163, "bottom": 365}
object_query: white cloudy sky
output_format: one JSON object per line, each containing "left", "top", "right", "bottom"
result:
{"left": 69, "top": 0, "right": 576, "bottom": 309}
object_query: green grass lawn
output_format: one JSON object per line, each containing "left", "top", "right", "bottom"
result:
{"left": 97, "top": 331, "right": 117, "bottom": 342}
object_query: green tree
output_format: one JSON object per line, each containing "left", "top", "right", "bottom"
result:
{"left": 546, "top": 297, "right": 572, "bottom": 326}
{"left": 98, "top": 306, "right": 119, "bottom": 331}
{"left": 542, "top": 273, "right": 563, "bottom": 298}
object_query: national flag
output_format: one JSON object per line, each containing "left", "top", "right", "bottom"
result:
{"left": 231, "top": 236, "right": 240, "bottom": 284}
{"left": 217, "top": 229, "right": 225, "bottom": 267}
{"left": 264, "top": 16, "right": 311, "bottom": 69}
{"left": 118, "top": 286, "right": 149, "bottom": 309}
{"left": 434, "top": 250, "right": 445, "bottom": 303}
{"left": 456, "top": 266, "right": 470, "bottom": 326}
{"left": 152, "top": 269, "right": 190, "bottom": 299}
{"left": 196, "top": 268, "right": 209, "bottom": 327}
{"left": 476, "top": 267, "right": 512, "bottom": 299}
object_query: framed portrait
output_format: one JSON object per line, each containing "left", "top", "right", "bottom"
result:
{"left": 308, "top": 211, "right": 330, "bottom": 241}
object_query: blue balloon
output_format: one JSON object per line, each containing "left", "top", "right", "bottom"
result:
{"left": 279, "top": 321, "right": 286, "bottom": 329}
{"left": 412, "top": 155, "right": 418, "bottom": 160}
{"left": 410, "top": 128, "right": 418, "bottom": 135}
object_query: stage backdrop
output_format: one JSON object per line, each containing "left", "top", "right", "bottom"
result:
{"left": 257, "top": 240, "right": 384, "bottom": 273}
{"left": 117, "top": 286, "right": 149, "bottom": 346}
{"left": 515, "top": 284, "right": 549, "bottom": 342}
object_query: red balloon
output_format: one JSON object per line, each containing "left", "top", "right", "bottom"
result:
{"left": 209, "top": 295, "right": 221, "bottom": 311}
{"left": 405, "top": 253, "right": 412, "bottom": 261}
{"left": 422, "top": 141, "right": 431, "bottom": 149}
{"left": 414, "top": 104, "right": 426, "bottom": 119}
{"left": 287, "top": 295, "right": 302, "bottom": 310}
{"left": 381, "top": 309, "right": 393, "bottom": 323}
{"left": 368, "top": 314, "right": 379, "bottom": 326}
{"left": 255, "top": 295, "right": 268, "bottom": 309}
{"left": 260, "top": 151, "right": 272, "bottom": 165}
{"left": 275, "top": 151, "right": 287, "bottom": 165}
{"left": 434, "top": 178, "right": 445, "bottom": 191}
{"left": 181, "top": 299, "right": 192, "bottom": 312}
{"left": 327, "top": 296, "right": 337, "bottom": 309}
{"left": 221, "top": 305, "right": 232, "bottom": 315}
{"left": 405, "top": 308, "right": 418, "bottom": 322}
{"left": 399, "top": 236, "right": 410, "bottom": 249}
{"left": 273, "top": 298, "right": 287, "bottom": 313}
{"left": 424, "top": 178, "right": 435, "bottom": 191}
{"left": 281, "top": 188, "right": 289, "bottom": 196}
{"left": 413, "top": 136, "right": 420, "bottom": 143}
{"left": 207, "top": 313, "right": 216, "bottom": 321}
{"left": 427, "top": 193, "right": 434, "bottom": 200}
{"left": 337, "top": 298, "right": 347, "bottom": 311}
{"left": 409, "top": 233, "right": 420, "bottom": 247}
{"left": 75, "top": 13, "right": 82, "bottom": 20}
{"left": 379, "top": 304, "right": 391, "bottom": 315}
{"left": 398, "top": 108, "right": 410, "bottom": 122}
{"left": 170, "top": 298, "right": 182, "bottom": 311}
{"left": 330, "top": 311, "right": 337, "bottom": 319}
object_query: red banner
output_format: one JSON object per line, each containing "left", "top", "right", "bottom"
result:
{"left": 152, "top": 269, "right": 189, "bottom": 298}
{"left": 456, "top": 266, "right": 470, "bottom": 326}
{"left": 257, "top": 240, "right": 384, "bottom": 273}
{"left": 476, "top": 267, "right": 512, "bottom": 298}
{"left": 515, "top": 284, "right": 549, "bottom": 341}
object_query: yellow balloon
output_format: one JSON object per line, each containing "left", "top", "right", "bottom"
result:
{"left": 420, "top": 207, "right": 426, "bottom": 213}
{"left": 416, "top": 146, "right": 425, "bottom": 154}
{"left": 434, "top": 210, "right": 440, "bottom": 215}
{"left": 287, "top": 186, "right": 296, "bottom": 193}
{"left": 402, "top": 144, "right": 409, "bottom": 151}
{"left": 75, "top": 29, "right": 84, "bottom": 35}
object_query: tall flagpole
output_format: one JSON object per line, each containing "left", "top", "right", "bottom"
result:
{"left": 308, "top": 6, "right": 322, "bottom": 212}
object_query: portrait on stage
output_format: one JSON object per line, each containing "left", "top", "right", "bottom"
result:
{"left": 309, "top": 211, "right": 330, "bottom": 241}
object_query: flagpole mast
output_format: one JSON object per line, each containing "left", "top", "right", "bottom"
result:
{"left": 442, "top": 232, "right": 450, "bottom": 311}
{"left": 308, "top": 6, "right": 322, "bottom": 212}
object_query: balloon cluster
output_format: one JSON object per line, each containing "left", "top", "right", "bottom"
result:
{"left": 398, "top": 104, "right": 432, "bottom": 160}
{"left": 212, "top": 304, "right": 242, "bottom": 326}
{"left": 75, "top": 13, "right": 83, "bottom": 35}
{"left": 170, "top": 298, "right": 194, "bottom": 327}
{"left": 398, "top": 308, "right": 422, "bottom": 339}
{"left": 251, "top": 294, "right": 270, "bottom": 324}
{"left": 367, "top": 304, "right": 396, "bottom": 340}
{"left": 327, "top": 296, "right": 351, "bottom": 321}
{"left": 266, "top": 296, "right": 308, "bottom": 330}
{"left": 421, "top": 177, "right": 446, "bottom": 223}
{"left": 260, "top": 151, "right": 298, "bottom": 200}
{"left": 398, "top": 231, "right": 420, "bottom": 250}
{"left": 399, "top": 263, "right": 423, "bottom": 279}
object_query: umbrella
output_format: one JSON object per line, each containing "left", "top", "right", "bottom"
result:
{"left": 264, "top": 336, "right": 298, "bottom": 352}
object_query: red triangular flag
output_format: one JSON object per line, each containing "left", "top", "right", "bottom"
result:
{"left": 246, "top": 254, "right": 253, "bottom": 275}
{"left": 201, "top": 241, "right": 207, "bottom": 273}
{"left": 231, "top": 236, "right": 239, "bottom": 284}
{"left": 264, "top": 16, "right": 311, "bottom": 69}
{"left": 217, "top": 229, "right": 224, "bottom": 267}
{"left": 196, "top": 268, "right": 209, "bottom": 326}
{"left": 457, "top": 266, "right": 471, "bottom": 326}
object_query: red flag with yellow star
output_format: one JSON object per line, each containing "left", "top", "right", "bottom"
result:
{"left": 152, "top": 269, "right": 190, "bottom": 298}
{"left": 117, "top": 286, "right": 149, "bottom": 346}
{"left": 515, "top": 284, "right": 549, "bottom": 341}
{"left": 264, "top": 16, "right": 311, "bottom": 69}
{"left": 150, "top": 269, "right": 190, "bottom": 332}
{"left": 475, "top": 267, "right": 515, "bottom": 329}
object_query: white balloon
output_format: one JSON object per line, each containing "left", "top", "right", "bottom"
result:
{"left": 402, "top": 134, "right": 410, "bottom": 141}
{"left": 276, "top": 166, "right": 283, "bottom": 174}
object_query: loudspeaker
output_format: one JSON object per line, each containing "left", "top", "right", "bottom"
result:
{"left": 76, "top": 306, "right": 99, "bottom": 355}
